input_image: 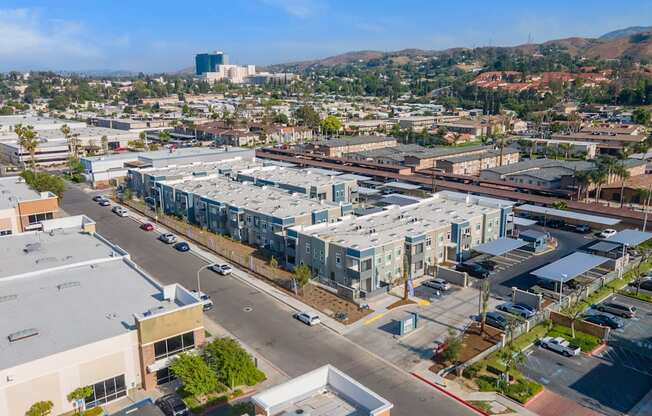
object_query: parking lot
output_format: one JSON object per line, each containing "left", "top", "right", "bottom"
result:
{"left": 520, "top": 295, "right": 652, "bottom": 416}
{"left": 346, "top": 285, "right": 500, "bottom": 370}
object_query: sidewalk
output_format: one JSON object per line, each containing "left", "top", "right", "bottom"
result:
{"left": 411, "top": 361, "right": 539, "bottom": 416}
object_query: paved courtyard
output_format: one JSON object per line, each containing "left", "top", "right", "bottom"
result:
{"left": 346, "top": 285, "right": 500, "bottom": 370}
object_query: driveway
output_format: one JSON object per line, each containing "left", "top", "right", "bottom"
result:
{"left": 599, "top": 295, "right": 652, "bottom": 359}
{"left": 346, "top": 285, "right": 500, "bottom": 370}
{"left": 520, "top": 343, "right": 652, "bottom": 416}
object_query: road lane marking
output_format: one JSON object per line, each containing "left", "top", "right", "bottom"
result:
{"left": 364, "top": 312, "right": 387, "bottom": 325}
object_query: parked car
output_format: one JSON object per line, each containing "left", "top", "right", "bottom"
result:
{"left": 484, "top": 311, "right": 508, "bottom": 330}
{"left": 111, "top": 206, "right": 129, "bottom": 217}
{"left": 477, "top": 259, "right": 497, "bottom": 271}
{"left": 422, "top": 278, "right": 450, "bottom": 291}
{"left": 191, "top": 290, "right": 214, "bottom": 311}
{"left": 455, "top": 262, "right": 491, "bottom": 279}
{"left": 599, "top": 229, "right": 618, "bottom": 239}
{"left": 209, "top": 263, "right": 233, "bottom": 275}
{"left": 99, "top": 199, "right": 111, "bottom": 207}
{"left": 496, "top": 302, "right": 536, "bottom": 319}
{"left": 294, "top": 311, "right": 320, "bottom": 326}
{"left": 155, "top": 394, "right": 190, "bottom": 416}
{"left": 566, "top": 223, "right": 591, "bottom": 234}
{"left": 140, "top": 222, "right": 155, "bottom": 231}
{"left": 92, "top": 195, "right": 105, "bottom": 202}
{"left": 583, "top": 314, "right": 624, "bottom": 329}
{"left": 173, "top": 242, "right": 190, "bottom": 252}
{"left": 539, "top": 336, "right": 581, "bottom": 357}
{"left": 633, "top": 279, "right": 652, "bottom": 291}
{"left": 158, "top": 233, "right": 177, "bottom": 244}
{"left": 596, "top": 301, "right": 636, "bottom": 318}
{"left": 546, "top": 220, "right": 565, "bottom": 229}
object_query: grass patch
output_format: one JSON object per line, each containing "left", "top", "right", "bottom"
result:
{"left": 619, "top": 289, "right": 652, "bottom": 303}
{"left": 547, "top": 324, "right": 601, "bottom": 352}
{"left": 511, "top": 323, "right": 549, "bottom": 351}
{"left": 504, "top": 379, "right": 543, "bottom": 404}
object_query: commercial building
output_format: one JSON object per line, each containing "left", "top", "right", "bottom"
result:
{"left": 514, "top": 137, "right": 598, "bottom": 159}
{"left": 201, "top": 65, "right": 257, "bottom": 84}
{"left": 0, "top": 176, "right": 61, "bottom": 234}
{"left": 251, "top": 364, "right": 393, "bottom": 416}
{"left": 236, "top": 166, "right": 359, "bottom": 203}
{"left": 156, "top": 176, "right": 351, "bottom": 255}
{"left": 82, "top": 147, "right": 254, "bottom": 188}
{"left": 0, "top": 216, "right": 204, "bottom": 415}
{"left": 480, "top": 158, "right": 645, "bottom": 190}
{"left": 0, "top": 137, "right": 70, "bottom": 167}
{"left": 195, "top": 51, "right": 229, "bottom": 75}
{"left": 397, "top": 116, "right": 436, "bottom": 130}
{"left": 434, "top": 120, "right": 488, "bottom": 138}
{"left": 306, "top": 136, "right": 397, "bottom": 157}
{"left": 91, "top": 118, "right": 170, "bottom": 131}
{"left": 288, "top": 191, "right": 512, "bottom": 297}
{"left": 0, "top": 115, "right": 85, "bottom": 133}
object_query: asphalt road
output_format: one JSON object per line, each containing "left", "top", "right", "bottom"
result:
{"left": 61, "top": 186, "right": 477, "bottom": 416}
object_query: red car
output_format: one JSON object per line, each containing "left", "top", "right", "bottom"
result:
{"left": 140, "top": 223, "right": 154, "bottom": 231}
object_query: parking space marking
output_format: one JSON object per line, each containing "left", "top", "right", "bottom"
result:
{"left": 364, "top": 312, "right": 387, "bottom": 325}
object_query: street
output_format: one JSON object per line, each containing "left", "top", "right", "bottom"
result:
{"left": 61, "top": 186, "right": 477, "bottom": 416}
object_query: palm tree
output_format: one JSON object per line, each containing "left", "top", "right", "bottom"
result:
{"left": 590, "top": 169, "right": 608, "bottom": 203}
{"left": 613, "top": 163, "right": 631, "bottom": 208}
{"left": 575, "top": 170, "right": 591, "bottom": 201}
{"left": 559, "top": 143, "right": 573, "bottom": 160}
{"left": 17, "top": 125, "right": 39, "bottom": 170}
{"left": 499, "top": 347, "right": 526, "bottom": 385}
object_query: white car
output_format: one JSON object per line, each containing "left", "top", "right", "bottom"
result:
{"left": 294, "top": 311, "right": 320, "bottom": 326}
{"left": 158, "top": 233, "right": 177, "bottom": 244}
{"left": 422, "top": 278, "right": 450, "bottom": 291}
{"left": 538, "top": 336, "right": 581, "bottom": 357}
{"left": 111, "top": 206, "right": 129, "bottom": 217}
{"left": 191, "top": 290, "right": 213, "bottom": 311}
{"left": 599, "top": 229, "right": 618, "bottom": 239}
{"left": 209, "top": 263, "right": 233, "bottom": 275}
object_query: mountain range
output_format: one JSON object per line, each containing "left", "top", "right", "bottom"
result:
{"left": 266, "top": 26, "right": 652, "bottom": 73}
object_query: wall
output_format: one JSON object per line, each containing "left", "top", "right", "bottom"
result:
{"left": 549, "top": 311, "right": 610, "bottom": 340}
{"left": 0, "top": 331, "right": 140, "bottom": 416}
{"left": 436, "top": 266, "right": 468, "bottom": 287}
{"left": 17, "top": 197, "right": 60, "bottom": 231}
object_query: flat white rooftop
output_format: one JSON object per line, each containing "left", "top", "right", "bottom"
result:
{"left": 140, "top": 157, "right": 260, "bottom": 179}
{"left": 238, "top": 166, "right": 356, "bottom": 189}
{"left": 296, "top": 191, "right": 507, "bottom": 250}
{"left": 173, "top": 177, "right": 342, "bottom": 219}
{"left": 0, "top": 176, "right": 43, "bottom": 210}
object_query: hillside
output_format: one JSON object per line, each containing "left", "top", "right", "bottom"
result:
{"left": 267, "top": 29, "right": 652, "bottom": 73}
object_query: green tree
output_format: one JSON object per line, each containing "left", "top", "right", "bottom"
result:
{"left": 633, "top": 108, "right": 651, "bottom": 126}
{"left": 293, "top": 264, "right": 312, "bottom": 288}
{"left": 269, "top": 256, "right": 279, "bottom": 269}
{"left": 170, "top": 352, "right": 224, "bottom": 397}
{"left": 203, "top": 338, "right": 266, "bottom": 389}
{"left": 294, "top": 105, "right": 320, "bottom": 130}
{"left": 320, "top": 115, "right": 342, "bottom": 135}
{"left": 20, "top": 170, "right": 67, "bottom": 198}
{"left": 273, "top": 113, "right": 289, "bottom": 124}
{"left": 551, "top": 200, "right": 568, "bottom": 210}
{"left": 479, "top": 279, "right": 491, "bottom": 335}
{"left": 159, "top": 130, "right": 171, "bottom": 143}
{"left": 67, "top": 386, "right": 93, "bottom": 415}
{"left": 25, "top": 401, "right": 53, "bottom": 416}
{"left": 440, "top": 329, "right": 462, "bottom": 364}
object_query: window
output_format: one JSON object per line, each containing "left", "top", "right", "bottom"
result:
{"left": 156, "top": 367, "right": 176, "bottom": 386}
{"left": 84, "top": 375, "right": 127, "bottom": 408}
{"left": 446, "top": 232, "right": 451, "bottom": 240}
{"left": 386, "top": 252, "right": 392, "bottom": 264}
{"left": 415, "top": 243, "right": 424, "bottom": 254}
{"left": 475, "top": 223, "right": 481, "bottom": 231}
{"left": 305, "top": 242, "right": 311, "bottom": 254}
{"left": 0, "top": 230, "right": 12, "bottom": 236}
{"left": 426, "top": 236, "right": 432, "bottom": 247}
{"left": 335, "top": 253, "right": 342, "bottom": 267}
{"left": 361, "top": 258, "right": 372, "bottom": 272}
{"left": 153, "top": 331, "right": 195, "bottom": 360}
{"left": 27, "top": 212, "right": 53, "bottom": 224}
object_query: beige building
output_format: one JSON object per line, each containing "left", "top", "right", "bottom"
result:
{"left": 0, "top": 176, "right": 61, "bottom": 235}
{"left": 307, "top": 136, "right": 398, "bottom": 157}
{"left": 0, "top": 216, "right": 203, "bottom": 415}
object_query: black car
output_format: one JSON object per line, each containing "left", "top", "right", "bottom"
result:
{"left": 628, "top": 278, "right": 652, "bottom": 291}
{"left": 484, "top": 312, "right": 508, "bottom": 330}
{"left": 173, "top": 242, "right": 190, "bottom": 252}
{"left": 456, "top": 263, "right": 490, "bottom": 278}
{"left": 477, "top": 259, "right": 497, "bottom": 271}
{"left": 155, "top": 395, "right": 189, "bottom": 416}
{"left": 546, "top": 220, "right": 565, "bottom": 229}
{"left": 583, "top": 314, "right": 624, "bottom": 329}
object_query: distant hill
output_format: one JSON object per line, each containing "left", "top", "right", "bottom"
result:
{"left": 265, "top": 28, "right": 652, "bottom": 73}
{"left": 600, "top": 26, "right": 652, "bottom": 41}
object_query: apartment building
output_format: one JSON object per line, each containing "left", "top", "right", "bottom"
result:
{"left": 288, "top": 191, "right": 512, "bottom": 297}
{"left": 0, "top": 176, "right": 61, "bottom": 234}
{"left": 157, "top": 176, "right": 351, "bottom": 254}
{"left": 0, "top": 216, "right": 203, "bottom": 415}
{"left": 236, "top": 166, "right": 359, "bottom": 203}
{"left": 436, "top": 148, "right": 520, "bottom": 176}
{"left": 551, "top": 132, "right": 647, "bottom": 153}
{"left": 398, "top": 116, "right": 436, "bottom": 130}
{"left": 434, "top": 120, "right": 487, "bottom": 138}
{"left": 306, "top": 136, "right": 397, "bottom": 157}
{"left": 515, "top": 137, "right": 598, "bottom": 159}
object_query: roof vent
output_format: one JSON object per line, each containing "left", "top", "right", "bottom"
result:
{"left": 8, "top": 328, "right": 39, "bottom": 342}
{"left": 23, "top": 243, "right": 42, "bottom": 253}
{"left": 0, "top": 294, "right": 18, "bottom": 303}
{"left": 57, "top": 281, "right": 81, "bottom": 290}
{"left": 145, "top": 306, "right": 165, "bottom": 316}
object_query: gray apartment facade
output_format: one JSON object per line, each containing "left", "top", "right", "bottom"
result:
{"left": 288, "top": 191, "right": 512, "bottom": 298}
{"left": 156, "top": 177, "right": 352, "bottom": 255}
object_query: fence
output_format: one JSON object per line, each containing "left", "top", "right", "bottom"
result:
{"left": 436, "top": 266, "right": 468, "bottom": 287}
{"left": 124, "top": 199, "right": 296, "bottom": 292}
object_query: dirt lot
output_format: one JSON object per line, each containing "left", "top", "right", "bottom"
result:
{"left": 430, "top": 323, "right": 503, "bottom": 374}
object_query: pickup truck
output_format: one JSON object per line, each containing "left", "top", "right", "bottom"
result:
{"left": 539, "top": 336, "right": 581, "bottom": 357}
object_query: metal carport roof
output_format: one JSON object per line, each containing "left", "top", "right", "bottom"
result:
{"left": 606, "top": 229, "right": 652, "bottom": 246}
{"left": 531, "top": 252, "right": 609, "bottom": 283}
{"left": 515, "top": 204, "right": 620, "bottom": 226}
{"left": 473, "top": 238, "right": 528, "bottom": 256}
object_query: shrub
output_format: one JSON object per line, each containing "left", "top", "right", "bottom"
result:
{"left": 203, "top": 338, "right": 266, "bottom": 389}
{"left": 169, "top": 352, "right": 225, "bottom": 397}
{"left": 504, "top": 379, "right": 543, "bottom": 404}
{"left": 462, "top": 363, "right": 481, "bottom": 379}
{"left": 476, "top": 375, "right": 499, "bottom": 392}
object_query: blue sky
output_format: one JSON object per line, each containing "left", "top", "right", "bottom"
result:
{"left": 1, "top": 0, "right": 651, "bottom": 73}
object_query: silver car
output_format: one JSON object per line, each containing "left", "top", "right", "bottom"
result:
{"left": 423, "top": 278, "right": 450, "bottom": 291}
{"left": 496, "top": 302, "right": 536, "bottom": 319}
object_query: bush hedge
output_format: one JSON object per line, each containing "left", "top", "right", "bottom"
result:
{"left": 547, "top": 324, "right": 601, "bottom": 352}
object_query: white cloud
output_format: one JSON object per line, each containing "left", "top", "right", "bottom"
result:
{"left": 0, "top": 8, "right": 103, "bottom": 70}
{"left": 260, "top": 0, "right": 325, "bottom": 18}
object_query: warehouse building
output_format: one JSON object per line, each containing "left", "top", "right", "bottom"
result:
{"left": 288, "top": 191, "right": 513, "bottom": 298}
{"left": 0, "top": 216, "right": 203, "bottom": 415}
{"left": 0, "top": 176, "right": 61, "bottom": 234}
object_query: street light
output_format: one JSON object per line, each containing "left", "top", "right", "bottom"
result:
{"left": 559, "top": 273, "right": 568, "bottom": 303}
{"left": 196, "top": 263, "right": 215, "bottom": 295}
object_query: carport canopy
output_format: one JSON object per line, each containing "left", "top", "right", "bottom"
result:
{"left": 606, "top": 229, "right": 652, "bottom": 247}
{"left": 515, "top": 204, "right": 620, "bottom": 226}
{"left": 473, "top": 238, "right": 528, "bottom": 256}
{"left": 531, "top": 252, "right": 609, "bottom": 283}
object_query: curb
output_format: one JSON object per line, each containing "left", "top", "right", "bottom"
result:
{"left": 411, "top": 372, "right": 489, "bottom": 416}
